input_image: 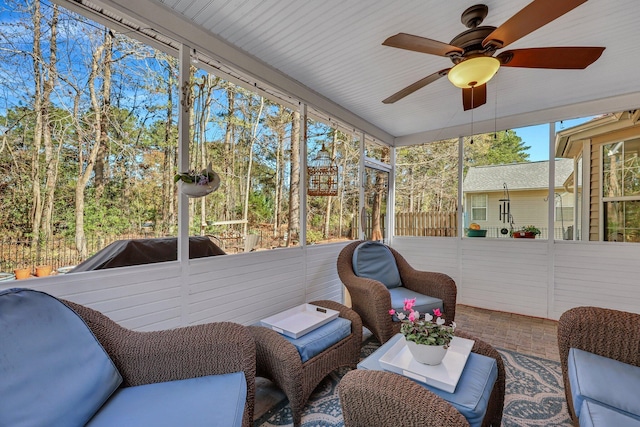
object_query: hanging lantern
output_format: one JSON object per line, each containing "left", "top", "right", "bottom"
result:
{"left": 307, "top": 144, "right": 338, "bottom": 196}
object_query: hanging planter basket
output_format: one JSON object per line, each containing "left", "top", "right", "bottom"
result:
{"left": 175, "top": 163, "right": 221, "bottom": 198}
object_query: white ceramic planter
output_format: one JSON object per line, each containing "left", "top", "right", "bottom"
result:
{"left": 178, "top": 166, "right": 221, "bottom": 198}
{"left": 405, "top": 340, "right": 448, "bottom": 365}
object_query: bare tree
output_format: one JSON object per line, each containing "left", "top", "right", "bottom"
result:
{"left": 287, "top": 110, "right": 300, "bottom": 246}
{"left": 73, "top": 29, "right": 113, "bottom": 257}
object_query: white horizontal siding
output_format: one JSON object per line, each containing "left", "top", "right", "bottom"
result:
{"left": 4, "top": 243, "right": 349, "bottom": 331}
{"left": 10, "top": 263, "right": 184, "bottom": 331}
{"left": 552, "top": 241, "right": 640, "bottom": 318}
{"left": 7, "top": 237, "right": 640, "bottom": 330}
{"left": 392, "top": 237, "right": 459, "bottom": 283}
{"left": 394, "top": 236, "right": 640, "bottom": 320}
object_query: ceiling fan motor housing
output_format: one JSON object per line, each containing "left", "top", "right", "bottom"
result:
{"left": 461, "top": 4, "right": 489, "bottom": 28}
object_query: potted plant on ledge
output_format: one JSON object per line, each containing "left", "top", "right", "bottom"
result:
{"left": 511, "top": 225, "right": 541, "bottom": 239}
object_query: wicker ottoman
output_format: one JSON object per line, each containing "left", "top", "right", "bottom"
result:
{"left": 249, "top": 300, "right": 362, "bottom": 427}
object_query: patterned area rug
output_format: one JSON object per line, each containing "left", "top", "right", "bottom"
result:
{"left": 254, "top": 338, "right": 572, "bottom": 427}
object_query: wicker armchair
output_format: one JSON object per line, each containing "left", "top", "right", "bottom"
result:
{"left": 64, "top": 299, "right": 256, "bottom": 427}
{"left": 249, "top": 300, "right": 362, "bottom": 427}
{"left": 337, "top": 240, "right": 457, "bottom": 344}
{"left": 557, "top": 306, "right": 640, "bottom": 422}
{"left": 338, "top": 330, "right": 505, "bottom": 427}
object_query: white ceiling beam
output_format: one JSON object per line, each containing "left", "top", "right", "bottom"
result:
{"left": 395, "top": 91, "right": 640, "bottom": 146}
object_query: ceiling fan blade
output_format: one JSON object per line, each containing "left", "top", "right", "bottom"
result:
{"left": 482, "top": 0, "right": 587, "bottom": 49}
{"left": 462, "top": 84, "right": 487, "bottom": 111}
{"left": 383, "top": 69, "right": 449, "bottom": 104}
{"left": 498, "top": 47, "right": 605, "bottom": 69}
{"left": 383, "top": 33, "right": 463, "bottom": 57}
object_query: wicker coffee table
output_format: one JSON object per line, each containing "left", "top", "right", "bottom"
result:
{"left": 249, "top": 300, "right": 362, "bottom": 427}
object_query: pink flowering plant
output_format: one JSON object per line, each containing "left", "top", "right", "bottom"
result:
{"left": 389, "top": 298, "right": 456, "bottom": 347}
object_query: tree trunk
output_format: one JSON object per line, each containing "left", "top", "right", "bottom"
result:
{"left": 30, "top": 0, "right": 43, "bottom": 246}
{"left": 287, "top": 110, "right": 300, "bottom": 246}
{"left": 94, "top": 31, "right": 112, "bottom": 203}
{"left": 161, "top": 60, "right": 175, "bottom": 234}
{"left": 323, "top": 131, "right": 338, "bottom": 238}
{"left": 242, "top": 97, "right": 264, "bottom": 237}
{"left": 74, "top": 32, "right": 112, "bottom": 257}
{"left": 41, "top": 4, "right": 60, "bottom": 242}
{"left": 223, "top": 87, "right": 235, "bottom": 221}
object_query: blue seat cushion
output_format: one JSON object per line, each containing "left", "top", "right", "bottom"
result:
{"left": 389, "top": 286, "right": 443, "bottom": 319}
{"left": 352, "top": 241, "right": 402, "bottom": 289}
{"left": 422, "top": 352, "right": 498, "bottom": 427}
{"left": 0, "top": 288, "right": 123, "bottom": 427}
{"left": 281, "top": 317, "right": 352, "bottom": 363}
{"left": 568, "top": 348, "right": 640, "bottom": 420}
{"left": 87, "top": 372, "right": 247, "bottom": 427}
{"left": 579, "top": 400, "right": 640, "bottom": 427}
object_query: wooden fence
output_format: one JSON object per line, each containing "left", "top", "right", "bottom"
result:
{"left": 395, "top": 211, "right": 458, "bottom": 237}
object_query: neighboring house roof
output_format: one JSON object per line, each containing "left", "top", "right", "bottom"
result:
{"left": 463, "top": 159, "right": 574, "bottom": 192}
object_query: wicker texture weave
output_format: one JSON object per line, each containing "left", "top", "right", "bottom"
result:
{"left": 63, "top": 300, "right": 256, "bottom": 427}
{"left": 557, "top": 306, "right": 640, "bottom": 422}
{"left": 337, "top": 240, "right": 457, "bottom": 344}
{"left": 339, "top": 330, "right": 505, "bottom": 427}
{"left": 249, "top": 300, "right": 362, "bottom": 427}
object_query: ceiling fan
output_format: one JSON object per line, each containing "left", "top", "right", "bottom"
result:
{"left": 382, "top": 0, "right": 605, "bottom": 110}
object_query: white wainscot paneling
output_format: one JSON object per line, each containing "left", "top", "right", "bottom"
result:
{"left": 188, "top": 248, "right": 307, "bottom": 325}
{"left": 186, "top": 243, "right": 348, "bottom": 326}
{"left": 393, "top": 237, "right": 460, "bottom": 283}
{"left": 552, "top": 241, "right": 640, "bottom": 319}
{"left": 393, "top": 237, "right": 551, "bottom": 318}
{"left": 461, "top": 239, "right": 549, "bottom": 318}
{"left": 304, "top": 242, "right": 349, "bottom": 303}
{"left": 8, "top": 263, "right": 184, "bottom": 331}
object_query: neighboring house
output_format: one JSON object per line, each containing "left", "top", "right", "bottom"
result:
{"left": 555, "top": 110, "right": 640, "bottom": 242}
{"left": 463, "top": 159, "right": 575, "bottom": 239}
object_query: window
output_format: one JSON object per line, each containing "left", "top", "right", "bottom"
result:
{"left": 305, "top": 118, "right": 360, "bottom": 244}
{"left": 395, "top": 139, "right": 458, "bottom": 237}
{"left": 603, "top": 138, "right": 640, "bottom": 242}
{"left": 555, "top": 207, "right": 574, "bottom": 222}
{"left": 470, "top": 195, "right": 488, "bottom": 221}
{"left": 0, "top": 2, "right": 181, "bottom": 271}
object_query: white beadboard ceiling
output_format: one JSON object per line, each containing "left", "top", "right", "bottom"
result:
{"left": 111, "top": 0, "right": 640, "bottom": 145}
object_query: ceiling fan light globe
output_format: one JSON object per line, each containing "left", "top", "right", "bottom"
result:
{"left": 447, "top": 56, "right": 500, "bottom": 88}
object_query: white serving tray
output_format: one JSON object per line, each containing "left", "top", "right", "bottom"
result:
{"left": 260, "top": 303, "right": 340, "bottom": 339}
{"left": 378, "top": 336, "right": 474, "bottom": 393}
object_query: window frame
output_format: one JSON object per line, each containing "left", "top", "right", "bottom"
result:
{"left": 470, "top": 194, "right": 488, "bottom": 222}
{"left": 601, "top": 139, "right": 640, "bottom": 242}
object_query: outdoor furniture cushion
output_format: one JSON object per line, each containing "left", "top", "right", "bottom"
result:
{"left": 86, "top": 372, "right": 246, "bottom": 426}
{"left": 0, "top": 288, "right": 123, "bottom": 427}
{"left": 568, "top": 348, "right": 640, "bottom": 420}
{"left": 389, "top": 286, "right": 443, "bottom": 319}
{"left": 417, "top": 352, "right": 497, "bottom": 427}
{"left": 352, "top": 241, "right": 402, "bottom": 289}
{"left": 579, "top": 400, "right": 640, "bottom": 427}
{"left": 281, "top": 317, "right": 352, "bottom": 362}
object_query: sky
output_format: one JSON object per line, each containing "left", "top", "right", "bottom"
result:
{"left": 514, "top": 116, "right": 595, "bottom": 162}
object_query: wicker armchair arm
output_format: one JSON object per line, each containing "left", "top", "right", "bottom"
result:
{"left": 64, "top": 300, "right": 256, "bottom": 387}
{"left": 558, "top": 306, "right": 640, "bottom": 421}
{"left": 339, "top": 370, "right": 470, "bottom": 427}
{"left": 558, "top": 306, "right": 640, "bottom": 367}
